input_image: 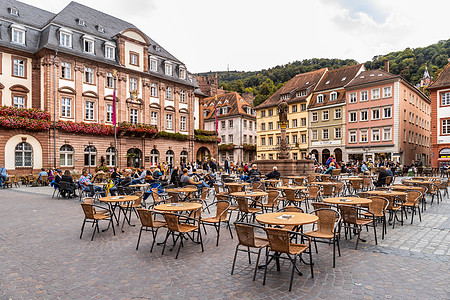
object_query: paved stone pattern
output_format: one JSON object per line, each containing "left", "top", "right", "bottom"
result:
{"left": 1, "top": 184, "right": 449, "bottom": 299}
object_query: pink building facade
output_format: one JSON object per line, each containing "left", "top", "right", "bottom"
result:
{"left": 345, "top": 69, "right": 431, "bottom": 165}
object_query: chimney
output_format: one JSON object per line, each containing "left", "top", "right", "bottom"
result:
{"left": 384, "top": 60, "right": 389, "bottom": 73}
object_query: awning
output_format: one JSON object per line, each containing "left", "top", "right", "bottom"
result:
{"left": 437, "top": 158, "right": 450, "bottom": 161}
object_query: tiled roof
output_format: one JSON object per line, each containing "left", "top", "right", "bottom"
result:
{"left": 429, "top": 62, "right": 450, "bottom": 90}
{"left": 314, "top": 64, "right": 364, "bottom": 92}
{"left": 0, "top": 0, "right": 55, "bottom": 28}
{"left": 308, "top": 90, "right": 346, "bottom": 109}
{"left": 203, "top": 92, "right": 255, "bottom": 120}
{"left": 256, "top": 68, "right": 327, "bottom": 109}
{"left": 345, "top": 69, "right": 398, "bottom": 88}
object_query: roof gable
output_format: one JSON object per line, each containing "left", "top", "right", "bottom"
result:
{"left": 429, "top": 62, "right": 450, "bottom": 90}
{"left": 314, "top": 64, "right": 364, "bottom": 92}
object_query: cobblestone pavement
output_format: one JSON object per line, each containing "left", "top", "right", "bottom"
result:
{"left": 0, "top": 185, "right": 449, "bottom": 299}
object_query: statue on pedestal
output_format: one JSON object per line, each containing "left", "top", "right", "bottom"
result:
{"left": 277, "top": 100, "right": 289, "bottom": 159}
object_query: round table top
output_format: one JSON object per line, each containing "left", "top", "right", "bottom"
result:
{"left": 286, "top": 176, "right": 307, "bottom": 179}
{"left": 231, "top": 191, "right": 268, "bottom": 197}
{"left": 224, "top": 182, "right": 250, "bottom": 186}
{"left": 403, "top": 180, "right": 432, "bottom": 185}
{"left": 256, "top": 212, "right": 318, "bottom": 226}
{"left": 412, "top": 177, "right": 442, "bottom": 180}
{"left": 341, "top": 177, "right": 364, "bottom": 181}
{"left": 390, "top": 185, "right": 423, "bottom": 191}
{"left": 366, "top": 190, "right": 407, "bottom": 197}
{"left": 323, "top": 197, "right": 372, "bottom": 205}
{"left": 153, "top": 202, "right": 202, "bottom": 212}
{"left": 319, "top": 174, "right": 331, "bottom": 177}
{"left": 129, "top": 183, "right": 150, "bottom": 187}
{"left": 311, "top": 182, "right": 338, "bottom": 186}
{"left": 261, "top": 179, "right": 282, "bottom": 182}
{"left": 166, "top": 187, "right": 198, "bottom": 193}
{"left": 277, "top": 185, "right": 307, "bottom": 191}
{"left": 99, "top": 195, "right": 138, "bottom": 203}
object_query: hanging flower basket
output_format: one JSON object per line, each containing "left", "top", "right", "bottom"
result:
{"left": 219, "top": 143, "right": 235, "bottom": 151}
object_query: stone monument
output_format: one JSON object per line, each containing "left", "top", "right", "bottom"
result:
{"left": 252, "top": 100, "right": 314, "bottom": 176}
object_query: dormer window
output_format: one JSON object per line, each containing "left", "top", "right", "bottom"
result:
{"left": 165, "top": 62, "right": 173, "bottom": 76}
{"left": 330, "top": 92, "right": 337, "bottom": 101}
{"left": 150, "top": 57, "right": 158, "bottom": 72}
{"left": 59, "top": 28, "right": 72, "bottom": 48}
{"left": 280, "top": 94, "right": 289, "bottom": 100}
{"left": 104, "top": 42, "right": 115, "bottom": 60}
{"left": 11, "top": 24, "right": 25, "bottom": 45}
{"left": 179, "top": 67, "right": 186, "bottom": 79}
{"left": 97, "top": 25, "right": 105, "bottom": 33}
{"left": 77, "top": 18, "right": 86, "bottom": 26}
{"left": 130, "top": 52, "right": 139, "bottom": 66}
{"left": 317, "top": 94, "right": 324, "bottom": 103}
{"left": 83, "top": 35, "right": 95, "bottom": 54}
{"left": 9, "top": 7, "right": 19, "bottom": 16}
{"left": 296, "top": 90, "right": 307, "bottom": 97}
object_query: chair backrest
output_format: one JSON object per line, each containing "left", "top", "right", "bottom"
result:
{"left": 357, "top": 192, "right": 369, "bottom": 198}
{"left": 367, "top": 196, "right": 389, "bottom": 215}
{"left": 134, "top": 191, "right": 143, "bottom": 206}
{"left": 41, "top": 175, "right": 48, "bottom": 182}
{"left": 82, "top": 197, "right": 94, "bottom": 204}
{"left": 308, "top": 185, "right": 320, "bottom": 199}
{"left": 236, "top": 197, "right": 250, "bottom": 213}
{"left": 311, "top": 202, "right": 332, "bottom": 210}
{"left": 59, "top": 181, "right": 70, "bottom": 190}
{"left": 264, "top": 227, "right": 290, "bottom": 254}
{"left": 307, "top": 174, "right": 316, "bottom": 184}
{"left": 267, "top": 190, "right": 279, "bottom": 206}
{"left": 163, "top": 213, "right": 180, "bottom": 231}
{"left": 313, "top": 208, "right": 340, "bottom": 236}
{"left": 81, "top": 203, "right": 95, "bottom": 219}
{"left": 362, "top": 177, "right": 372, "bottom": 188}
{"left": 282, "top": 178, "right": 290, "bottom": 186}
{"left": 350, "top": 180, "right": 361, "bottom": 189}
{"left": 284, "top": 189, "right": 296, "bottom": 201}
{"left": 167, "top": 192, "right": 179, "bottom": 203}
{"left": 228, "top": 185, "right": 241, "bottom": 193}
{"left": 331, "top": 169, "right": 341, "bottom": 176}
{"left": 235, "top": 223, "right": 257, "bottom": 247}
{"left": 151, "top": 188, "right": 162, "bottom": 202}
{"left": 322, "top": 184, "right": 335, "bottom": 196}
{"left": 137, "top": 208, "right": 155, "bottom": 227}
{"left": 215, "top": 200, "right": 230, "bottom": 221}
{"left": 213, "top": 183, "right": 221, "bottom": 194}
{"left": 384, "top": 176, "right": 392, "bottom": 185}
{"left": 200, "top": 187, "right": 209, "bottom": 200}
{"left": 335, "top": 182, "right": 345, "bottom": 195}
{"left": 294, "top": 178, "right": 304, "bottom": 186}
{"left": 283, "top": 206, "right": 303, "bottom": 213}
{"left": 406, "top": 190, "right": 422, "bottom": 205}
{"left": 339, "top": 205, "right": 358, "bottom": 224}
{"left": 252, "top": 181, "right": 262, "bottom": 190}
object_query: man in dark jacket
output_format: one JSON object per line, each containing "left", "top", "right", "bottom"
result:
{"left": 375, "top": 166, "right": 391, "bottom": 187}
{"left": 265, "top": 166, "right": 281, "bottom": 179}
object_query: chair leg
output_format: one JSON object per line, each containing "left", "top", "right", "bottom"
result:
{"left": 136, "top": 227, "right": 143, "bottom": 250}
{"left": 247, "top": 247, "right": 251, "bottom": 264}
{"left": 161, "top": 231, "right": 171, "bottom": 255}
{"left": 263, "top": 247, "right": 269, "bottom": 286}
{"left": 373, "top": 219, "right": 377, "bottom": 245}
{"left": 227, "top": 221, "right": 233, "bottom": 239}
{"left": 231, "top": 245, "right": 239, "bottom": 275}
{"left": 355, "top": 226, "right": 361, "bottom": 250}
{"left": 80, "top": 219, "right": 86, "bottom": 239}
{"left": 332, "top": 237, "right": 336, "bottom": 268}
{"left": 253, "top": 247, "right": 262, "bottom": 281}
{"left": 289, "top": 255, "right": 297, "bottom": 292}
{"left": 175, "top": 234, "right": 184, "bottom": 259}
{"left": 418, "top": 205, "right": 422, "bottom": 222}
{"left": 91, "top": 221, "right": 98, "bottom": 241}
{"left": 150, "top": 227, "right": 158, "bottom": 253}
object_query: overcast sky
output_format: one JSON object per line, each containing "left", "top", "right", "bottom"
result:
{"left": 21, "top": 0, "right": 450, "bottom": 73}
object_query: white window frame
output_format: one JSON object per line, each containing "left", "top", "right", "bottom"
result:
{"left": 166, "top": 87, "right": 173, "bottom": 100}
{"left": 59, "top": 29, "right": 72, "bottom": 48}
{"left": 335, "top": 128, "right": 341, "bottom": 139}
{"left": 330, "top": 92, "right": 337, "bottom": 101}
{"left": 151, "top": 83, "right": 158, "bottom": 97}
{"left": 13, "top": 58, "right": 25, "bottom": 77}
{"left": 61, "top": 97, "right": 71, "bottom": 118}
{"left": 383, "top": 107, "right": 392, "bottom": 119}
{"left": 349, "top": 93, "right": 357, "bottom": 103}
{"left": 15, "top": 142, "right": 33, "bottom": 167}
{"left": 105, "top": 43, "right": 116, "bottom": 60}
{"left": 179, "top": 67, "right": 186, "bottom": 79}
{"left": 60, "top": 145, "right": 74, "bottom": 167}
{"left": 85, "top": 101, "right": 94, "bottom": 120}
{"left": 334, "top": 108, "right": 341, "bottom": 119}
{"left": 317, "top": 94, "right": 324, "bottom": 103}
{"left": 180, "top": 116, "right": 187, "bottom": 131}
{"left": 443, "top": 119, "right": 450, "bottom": 134}
{"left": 165, "top": 62, "right": 173, "bottom": 76}
{"left": 372, "top": 88, "right": 380, "bottom": 100}
{"left": 150, "top": 58, "right": 158, "bottom": 72}
{"left": 11, "top": 25, "right": 25, "bottom": 45}
{"left": 312, "top": 112, "right": 318, "bottom": 122}
{"left": 301, "top": 118, "right": 306, "bottom": 127}
{"left": 151, "top": 111, "right": 158, "bottom": 125}
{"left": 106, "top": 104, "right": 113, "bottom": 123}
{"left": 84, "top": 67, "right": 94, "bottom": 84}
{"left": 61, "top": 62, "right": 72, "bottom": 79}
{"left": 129, "top": 78, "right": 138, "bottom": 92}
{"left": 301, "top": 134, "right": 307, "bottom": 144}
{"left": 371, "top": 128, "right": 380, "bottom": 142}
{"left": 360, "top": 109, "right": 368, "bottom": 122}
{"left": 83, "top": 35, "right": 95, "bottom": 54}
{"left": 383, "top": 86, "right": 392, "bottom": 98}
{"left": 323, "top": 129, "right": 329, "bottom": 140}
{"left": 383, "top": 127, "right": 392, "bottom": 141}
{"left": 312, "top": 130, "right": 318, "bottom": 140}
{"left": 441, "top": 93, "right": 450, "bottom": 106}
{"left": 106, "top": 72, "right": 114, "bottom": 88}
{"left": 372, "top": 108, "right": 380, "bottom": 120}
{"left": 130, "top": 108, "right": 138, "bottom": 124}
{"left": 180, "top": 90, "right": 186, "bottom": 103}
{"left": 349, "top": 111, "right": 357, "bottom": 122}
{"left": 166, "top": 114, "right": 173, "bottom": 130}
{"left": 323, "top": 110, "right": 329, "bottom": 121}
{"left": 360, "top": 130, "right": 368, "bottom": 143}
{"left": 130, "top": 53, "right": 138, "bottom": 65}
{"left": 349, "top": 131, "right": 357, "bottom": 143}
{"left": 13, "top": 96, "right": 25, "bottom": 108}
{"left": 360, "top": 91, "right": 368, "bottom": 102}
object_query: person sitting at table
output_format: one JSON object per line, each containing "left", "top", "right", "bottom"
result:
{"left": 54, "top": 169, "right": 62, "bottom": 187}
{"left": 61, "top": 170, "right": 78, "bottom": 197}
{"left": 38, "top": 168, "right": 48, "bottom": 182}
{"left": 131, "top": 169, "right": 146, "bottom": 185}
{"left": 180, "top": 168, "right": 209, "bottom": 189}
{"left": 323, "top": 162, "right": 336, "bottom": 175}
{"left": 110, "top": 167, "right": 121, "bottom": 183}
{"left": 247, "top": 164, "right": 262, "bottom": 181}
{"left": 170, "top": 167, "right": 181, "bottom": 187}
{"left": 361, "top": 161, "right": 369, "bottom": 174}
{"left": 152, "top": 168, "right": 162, "bottom": 181}
{"left": 375, "top": 166, "right": 391, "bottom": 187}
{"left": 265, "top": 166, "right": 281, "bottom": 179}
{"left": 79, "top": 169, "right": 105, "bottom": 197}
{"left": 120, "top": 171, "right": 132, "bottom": 187}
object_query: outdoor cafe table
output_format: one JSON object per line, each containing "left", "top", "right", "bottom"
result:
{"left": 256, "top": 212, "right": 318, "bottom": 227}
{"left": 277, "top": 185, "right": 307, "bottom": 191}
{"left": 98, "top": 195, "right": 138, "bottom": 232}
{"left": 230, "top": 191, "right": 268, "bottom": 198}
{"left": 412, "top": 177, "right": 442, "bottom": 181}
{"left": 323, "top": 196, "right": 372, "bottom": 206}
{"left": 224, "top": 182, "right": 250, "bottom": 187}
{"left": 403, "top": 180, "right": 433, "bottom": 185}
{"left": 153, "top": 202, "right": 202, "bottom": 212}
{"left": 390, "top": 185, "right": 423, "bottom": 192}
{"left": 311, "top": 182, "right": 338, "bottom": 186}
{"left": 261, "top": 179, "right": 282, "bottom": 188}
{"left": 130, "top": 183, "right": 151, "bottom": 191}
{"left": 366, "top": 190, "right": 407, "bottom": 198}
{"left": 165, "top": 187, "right": 198, "bottom": 201}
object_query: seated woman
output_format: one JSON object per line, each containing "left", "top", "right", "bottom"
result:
{"left": 61, "top": 170, "right": 78, "bottom": 197}
{"left": 180, "top": 168, "right": 209, "bottom": 189}
{"left": 323, "top": 162, "right": 336, "bottom": 175}
{"left": 79, "top": 170, "right": 105, "bottom": 197}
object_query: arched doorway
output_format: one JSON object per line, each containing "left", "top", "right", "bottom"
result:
{"left": 166, "top": 150, "right": 174, "bottom": 165}
{"left": 180, "top": 150, "right": 188, "bottom": 165}
{"left": 334, "top": 148, "right": 342, "bottom": 163}
{"left": 196, "top": 146, "right": 210, "bottom": 162}
{"left": 150, "top": 149, "right": 159, "bottom": 166}
{"left": 127, "top": 148, "right": 142, "bottom": 168}
{"left": 322, "top": 149, "right": 330, "bottom": 164}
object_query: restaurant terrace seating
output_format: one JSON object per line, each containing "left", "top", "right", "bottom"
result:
{"left": 136, "top": 209, "right": 166, "bottom": 252}
{"left": 80, "top": 202, "right": 115, "bottom": 241}
{"left": 201, "top": 199, "right": 232, "bottom": 246}
{"left": 339, "top": 205, "right": 377, "bottom": 250}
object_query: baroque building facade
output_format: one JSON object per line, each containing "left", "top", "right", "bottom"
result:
{"left": 0, "top": 0, "right": 213, "bottom": 174}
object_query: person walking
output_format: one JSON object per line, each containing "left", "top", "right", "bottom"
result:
{"left": 0, "top": 166, "right": 8, "bottom": 188}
